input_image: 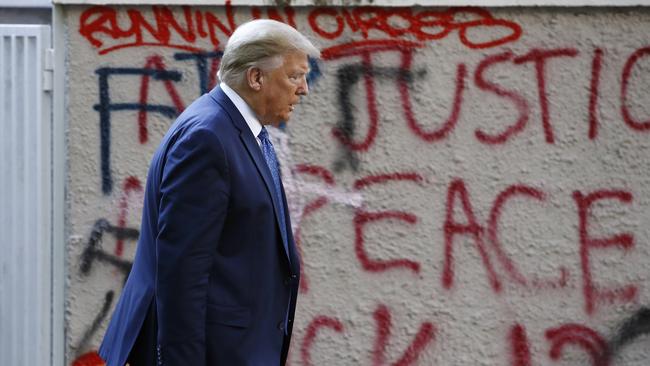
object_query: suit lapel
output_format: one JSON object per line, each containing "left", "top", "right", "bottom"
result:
{"left": 210, "top": 87, "right": 291, "bottom": 264}
{"left": 238, "top": 129, "right": 291, "bottom": 263}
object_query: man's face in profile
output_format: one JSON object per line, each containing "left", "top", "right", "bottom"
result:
{"left": 258, "top": 51, "right": 310, "bottom": 126}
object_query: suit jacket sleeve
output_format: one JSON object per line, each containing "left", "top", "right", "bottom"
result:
{"left": 155, "top": 125, "right": 229, "bottom": 365}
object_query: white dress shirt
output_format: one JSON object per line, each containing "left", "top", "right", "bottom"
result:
{"left": 220, "top": 82, "right": 263, "bottom": 146}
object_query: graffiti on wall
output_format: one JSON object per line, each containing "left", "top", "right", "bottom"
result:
{"left": 68, "top": 4, "right": 650, "bottom": 366}
{"left": 78, "top": 3, "right": 522, "bottom": 55}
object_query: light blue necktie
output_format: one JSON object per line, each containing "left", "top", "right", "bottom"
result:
{"left": 258, "top": 127, "right": 289, "bottom": 260}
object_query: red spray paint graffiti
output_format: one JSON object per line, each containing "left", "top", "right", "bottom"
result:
{"left": 292, "top": 169, "right": 639, "bottom": 314}
{"left": 588, "top": 48, "right": 604, "bottom": 140}
{"left": 353, "top": 173, "right": 424, "bottom": 274}
{"left": 546, "top": 324, "right": 609, "bottom": 365}
{"left": 251, "top": 6, "right": 296, "bottom": 28}
{"left": 114, "top": 176, "right": 142, "bottom": 257}
{"left": 573, "top": 190, "right": 637, "bottom": 315}
{"left": 507, "top": 322, "right": 611, "bottom": 365}
{"left": 509, "top": 323, "right": 532, "bottom": 366}
{"left": 294, "top": 169, "right": 425, "bottom": 289}
{"left": 300, "top": 316, "right": 345, "bottom": 366}
{"left": 403, "top": 62, "right": 466, "bottom": 143}
{"left": 293, "top": 164, "right": 337, "bottom": 293}
{"left": 79, "top": 3, "right": 236, "bottom": 55}
{"left": 72, "top": 5, "right": 650, "bottom": 365}
{"left": 72, "top": 351, "right": 104, "bottom": 366}
{"left": 473, "top": 51, "right": 530, "bottom": 144}
{"left": 443, "top": 178, "right": 502, "bottom": 292}
{"left": 621, "top": 46, "right": 650, "bottom": 131}
{"left": 442, "top": 181, "right": 637, "bottom": 300}
{"left": 354, "top": 210, "right": 420, "bottom": 273}
{"left": 80, "top": 5, "right": 522, "bottom": 55}
{"left": 300, "top": 305, "right": 435, "bottom": 366}
{"left": 371, "top": 305, "right": 436, "bottom": 366}
{"left": 487, "top": 185, "right": 545, "bottom": 286}
{"left": 137, "top": 56, "right": 185, "bottom": 144}
{"left": 513, "top": 48, "right": 579, "bottom": 144}
{"left": 329, "top": 44, "right": 650, "bottom": 162}
{"left": 474, "top": 48, "right": 581, "bottom": 145}
{"left": 328, "top": 45, "right": 650, "bottom": 157}
{"left": 326, "top": 41, "right": 425, "bottom": 153}
{"left": 310, "top": 7, "right": 521, "bottom": 50}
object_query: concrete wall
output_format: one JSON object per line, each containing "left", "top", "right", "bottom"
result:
{"left": 62, "top": 4, "right": 650, "bottom": 365}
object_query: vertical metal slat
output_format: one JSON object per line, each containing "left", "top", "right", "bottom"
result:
{"left": 0, "top": 34, "right": 7, "bottom": 366}
{"left": 23, "top": 35, "right": 34, "bottom": 366}
{"left": 9, "top": 33, "right": 18, "bottom": 366}
{"left": 39, "top": 27, "right": 54, "bottom": 366}
{"left": 0, "top": 25, "right": 52, "bottom": 366}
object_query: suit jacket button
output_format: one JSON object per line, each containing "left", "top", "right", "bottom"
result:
{"left": 277, "top": 321, "right": 285, "bottom": 331}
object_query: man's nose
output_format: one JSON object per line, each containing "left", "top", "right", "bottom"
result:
{"left": 297, "top": 76, "right": 308, "bottom": 96}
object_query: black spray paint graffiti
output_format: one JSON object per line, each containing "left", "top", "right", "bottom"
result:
{"left": 74, "top": 291, "right": 115, "bottom": 357}
{"left": 74, "top": 218, "right": 139, "bottom": 356}
{"left": 94, "top": 67, "right": 182, "bottom": 195}
{"left": 603, "top": 307, "right": 650, "bottom": 363}
{"left": 79, "top": 218, "right": 138, "bottom": 277}
{"left": 174, "top": 51, "right": 223, "bottom": 95}
{"left": 94, "top": 52, "right": 321, "bottom": 195}
{"left": 332, "top": 63, "right": 425, "bottom": 172}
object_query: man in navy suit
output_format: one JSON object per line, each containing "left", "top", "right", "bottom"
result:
{"left": 99, "top": 19, "right": 319, "bottom": 366}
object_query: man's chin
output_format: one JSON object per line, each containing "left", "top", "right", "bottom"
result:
{"left": 267, "top": 120, "right": 285, "bottom": 128}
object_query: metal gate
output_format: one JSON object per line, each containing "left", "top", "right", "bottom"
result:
{"left": 0, "top": 24, "right": 54, "bottom": 366}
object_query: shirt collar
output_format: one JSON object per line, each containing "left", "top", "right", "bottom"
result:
{"left": 220, "top": 82, "right": 263, "bottom": 139}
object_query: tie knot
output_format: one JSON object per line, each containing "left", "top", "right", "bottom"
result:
{"left": 258, "top": 127, "right": 269, "bottom": 141}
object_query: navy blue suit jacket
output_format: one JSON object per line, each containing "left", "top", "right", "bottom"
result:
{"left": 99, "top": 86, "right": 300, "bottom": 366}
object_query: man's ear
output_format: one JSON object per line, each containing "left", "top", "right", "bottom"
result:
{"left": 246, "top": 67, "right": 263, "bottom": 91}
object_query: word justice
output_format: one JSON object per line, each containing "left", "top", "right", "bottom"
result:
{"left": 329, "top": 45, "right": 650, "bottom": 153}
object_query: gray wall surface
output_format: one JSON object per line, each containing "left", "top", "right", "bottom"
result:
{"left": 61, "top": 4, "right": 650, "bottom": 365}
{"left": 0, "top": 8, "right": 51, "bottom": 24}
